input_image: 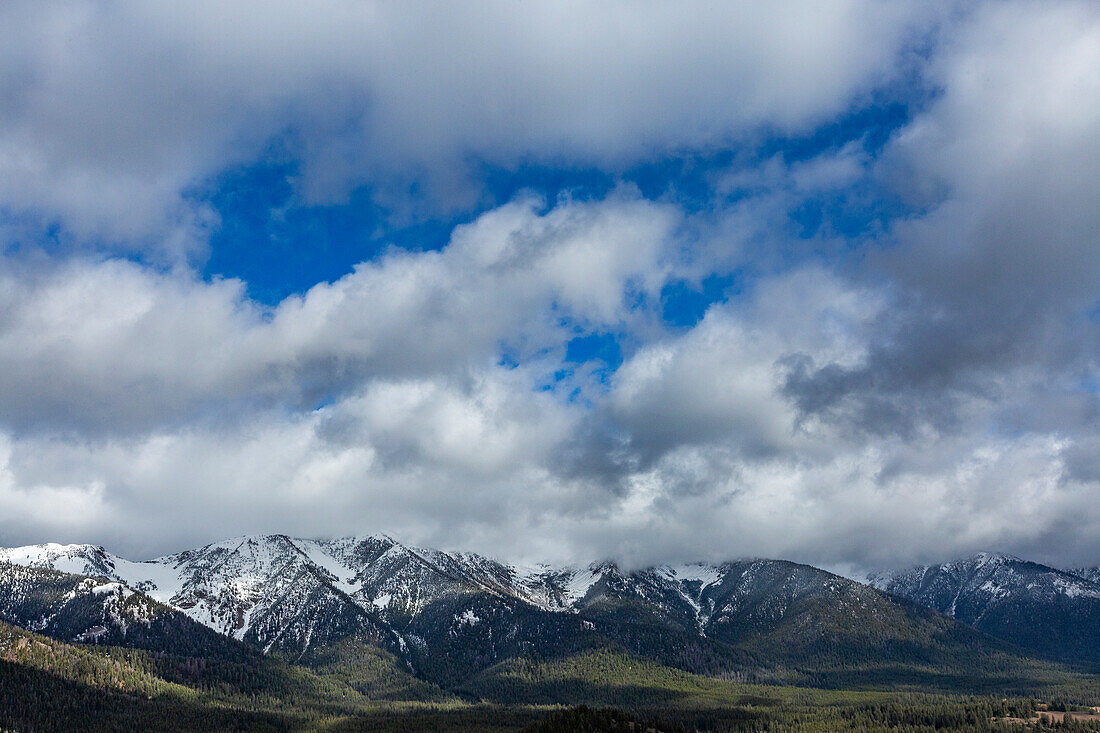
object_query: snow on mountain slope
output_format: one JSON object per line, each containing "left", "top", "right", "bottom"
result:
{"left": 0, "top": 543, "right": 124, "bottom": 581}
{"left": 0, "top": 542, "right": 186, "bottom": 601}
{"left": 0, "top": 561, "right": 255, "bottom": 661}
{"left": 868, "top": 552, "right": 1100, "bottom": 613}
{"left": 155, "top": 535, "right": 321, "bottom": 638}
{"left": 0, "top": 535, "right": 740, "bottom": 618}
{"left": 0, "top": 535, "right": 735, "bottom": 648}
{"left": 509, "top": 563, "right": 599, "bottom": 610}
{"left": 0, "top": 562, "right": 150, "bottom": 639}
{"left": 9, "top": 536, "right": 1071, "bottom": 684}
{"left": 869, "top": 552, "right": 1100, "bottom": 662}
{"left": 17, "top": 536, "right": 1056, "bottom": 670}
{"left": 1069, "top": 566, "right": 1100, "bottom": 585}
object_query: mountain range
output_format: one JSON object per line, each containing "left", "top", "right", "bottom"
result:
{"left": 869, "top": 552, "right": 1100, "bottom": 663}
{"left": 2, "top": 535, "right": 1100, "bottom": 696}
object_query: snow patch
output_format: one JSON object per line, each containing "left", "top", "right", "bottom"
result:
{"left": 90, "top": 582, "right": 126, "bottom": 596}
{"left": 666, "top": 563, "right": 722, "bottom": 588}
{"left": 1053, "top": 576, "right": 1100, "bottom": 599}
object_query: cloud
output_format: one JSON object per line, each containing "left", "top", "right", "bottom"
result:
{"left": 786, "top": 0, "right": 1100, "bottom": 438}
{"left": 0, "top": 0, "right": 934, "bottom": 249}
{"left": 0, "top": 191, "right": 677, "bottom": 436}
{"left": 4, "top": 260, "right": 1098, "bottom": 571}
{"left": 0, "top": 1, "right": 1098, "bottom": 574}
{"left": 609, "top": 267, "right": 880, "bottom": 464}
{"left": 0, "top": 356, "right": 608, "bottom": 562}
{"left": 885, "top": 0, "right": 1100, "bottom": 313}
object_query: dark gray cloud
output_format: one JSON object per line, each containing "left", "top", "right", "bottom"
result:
{"left": 785, "top": 0, "right": 1100, "bottom": 440}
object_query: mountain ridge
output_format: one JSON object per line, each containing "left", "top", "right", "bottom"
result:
{"left": 868, "top": 551, "right": 1100, "bottom": 662}
{"left": 13, "top": 542, "right": 1091, "bottom": 728}
{"left": 4, "top": 536, "right": 1096, "bottom": 688}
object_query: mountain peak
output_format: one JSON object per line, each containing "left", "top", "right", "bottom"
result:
{"left": 6, "top": 533, "right": 1100, "bottom": 682}
{"left": 972, "top": 550, "right": 1016, "bottom": 564}
{"left": 0, "top": 541, "right": 119, "bottom": 579}
{"left": 869, "top": 551, "right": 1100, "bottom": 662}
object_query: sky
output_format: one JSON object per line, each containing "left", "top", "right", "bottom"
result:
{"left": 0, "top": 1, "right": 1098, "bottom": 571}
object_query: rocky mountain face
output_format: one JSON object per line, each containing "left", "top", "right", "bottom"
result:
{"left": 0, "top": 537, "right": 1037, "bottom": 686}
{"left": 868, "top": 552, "right": 1100, "bottom": 662}
{"left": 0, "top": 561, "right": 253, "bottom": 661}
{"left": 1070, "top": 566, "right": 1100, "bottom": 585}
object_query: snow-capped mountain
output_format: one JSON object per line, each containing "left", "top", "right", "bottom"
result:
{"left": 1069, "top": 566, "right": 1100, "bottom": 585}
{"left": 0, "top": 535, "right": 743, "bottom": 645}
{"left": 0, "top": 536, "right": 1035, "bottom": 684}
{"left": 868, "top": 552, "right": 1100, "bottom": 662}
{"left": 0, "top": 542, "right": 133, "bottom": 582}
{"left": 0, "top": 560, "right": 157, "bottom": 642}
{"left": 0, "top": 561, "right": 253, "bottom": 660}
